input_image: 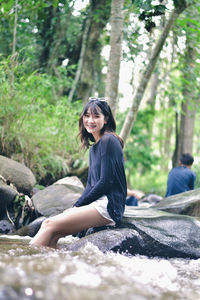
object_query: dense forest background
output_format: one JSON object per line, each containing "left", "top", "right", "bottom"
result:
{"left": 0, "top": 0, "right": 199, "bottom": 196}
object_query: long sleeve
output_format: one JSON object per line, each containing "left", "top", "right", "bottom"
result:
{"left": 73, "top": 134, "right": 126, "bottom": 208}
{"left": 189, "top": 173, "right": 196, "bottom": 190}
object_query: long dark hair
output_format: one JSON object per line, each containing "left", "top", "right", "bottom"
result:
{"left": 79, "top": 98, "right": 124, "bottom": 149}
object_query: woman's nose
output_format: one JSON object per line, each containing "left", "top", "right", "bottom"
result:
{"left": 88, "top": 116, "right": 94, "bottom": 122}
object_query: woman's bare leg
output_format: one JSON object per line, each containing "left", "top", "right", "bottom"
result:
{"left": 29, "top": 206, "right": 112, "bottom": 248}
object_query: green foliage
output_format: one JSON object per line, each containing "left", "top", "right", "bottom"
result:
{"left": 117, "top": 107, "right": 160, "bottom": 189}
{"left": 91, "top": 0, "right": 111, "bottom": 25}
{"left": 173, "top": 0, "right": 190, "bottom": 11}
{"left": 130, "top": 0, "right": 167, "bottom": 32}
{"left": 193, "top": 163, "right": 200, "bottom": 189}
{"left": 0, "top": 0, "right": 199, "bottom": 193}
{"left": 0, "top": 54, "right": 83, "bottom": 184}
{"left": 128, "top": 169, "right": 168, "bottom": 196}
{"left": 127, "top": 109, "right": 159, "bottom": 169}
{"left": 131, "top": 0, "right": 191, "bottom": 12}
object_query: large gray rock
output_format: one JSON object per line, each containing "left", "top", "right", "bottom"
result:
{"left": 64, "top": 207, "right": 200, "bottom": 259}
{"left": 0, "top": 220, "right": 15, "bottom": 234}
{"left": 32, "top": 176, "right": 84, "bottom": 217}
{"left": 15, "top": 216, "right": 46, "bottom": 237}
{"left": 0, "top": 155, "right": 36, "bottom": 195}
{"left": 0, "top": 184, "right": 17, "bottom": 219}
{"left": 14, "top": 191, "right": 200, "bottom": 259}
{"left": 13, "top": 184, "right": 200, "bottom": 259}
{"left": 153, "top": 188, "right": 200, "bottom": 217}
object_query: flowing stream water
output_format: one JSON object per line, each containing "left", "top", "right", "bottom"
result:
{"left": 0, "top": 235, "right": 200, "bottom": 300}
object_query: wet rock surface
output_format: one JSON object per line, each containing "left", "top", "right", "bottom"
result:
{"left": 153, "top": 188, "right": 200, "bottom": 216}
{"left": 65, "top": 207, "right": 200, "bottom": 259}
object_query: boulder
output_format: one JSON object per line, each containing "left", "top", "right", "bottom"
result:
{"left": 0, "top": 155, "right": 36, "bottom": 195}
{"left": 0, "top": 220, "right": 15, "bottom": 234}
{"left": 54, "top": 176, "right": 84, "bottom": 192}
{"left": 64, "top": 207, "right": 200, "bottom": 259}
{"left": 10, "top": 182, "right": 200, "bottom": 259}
{"left": 15, "top": 216, "right": 46, "bottom": 237}
{"left": 0, "top": 184, "right": 17, "bottom": 219}
{"left": 153, "top": 188, "right": 200, "bottom": 217}
{"left": 139, "top": 194, "right": 163, "bottom": 206}
{"left": 32, "top": 176, "right": 84, "bottom": 217}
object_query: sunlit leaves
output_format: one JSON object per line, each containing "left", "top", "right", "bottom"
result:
{"left": 0, "top": 55, "right": 83, "bottom": 182}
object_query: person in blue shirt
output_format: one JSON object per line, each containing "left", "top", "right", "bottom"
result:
{"left": 165, "top": 153, "right": 196, "bottom": 197}
{"left": 30, "top": 98, "right": 127, "bottom": 248}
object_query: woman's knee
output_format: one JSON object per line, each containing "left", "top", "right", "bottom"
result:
{"left": 41, "top": 218, "right": 55, "bottom": 232}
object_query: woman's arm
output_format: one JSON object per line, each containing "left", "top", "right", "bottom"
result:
{"left": 74, "top": 135, "right": 122, "bottom": 207}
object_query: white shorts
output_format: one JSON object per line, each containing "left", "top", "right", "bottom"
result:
{"left": 88, "top": 196, "right": 115, "bottom": 226}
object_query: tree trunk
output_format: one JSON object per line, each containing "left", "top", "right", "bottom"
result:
{"left": 120, "top": 8, "right": 183, "bottom": 144}
{"left": 11, "top": 0, "right": 18, "bottom": 88}
{"left": 68, "top": 6, "right": 92, "bottom": 102}
{"left": 38, "top": 4, "right": 57, "bottom": 70}
{"left": 173, "top": 101, "right": 196, "bottom": 167}
{"left": 172, "top": 112, "right": 179, "bottom": 167}
{"left": 47, "top": 3, "right": 74, "bottom": 75}
{"left": 146, "top": 72, "right": 159, "bottom": 106}
{"left": 178, "top": 100, "right": 196, "bottom": 154}
{"left": 145, "top": 71, "right": 159, "bottom": 149}
{"left": 172, "top": 17, "right": 198, "bottom": 166}
{"left": 75, "top": 0, "right": 112, "bottom": 103}
{"left": 105, "top": 0, "right": 124, "bottom": 116}
{"left": 12, "top": 0, "right": 18, "bottom": 55}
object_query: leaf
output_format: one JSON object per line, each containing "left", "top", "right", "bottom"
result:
{"left": 154, "top": 4, "right": 166, "bottom": 13}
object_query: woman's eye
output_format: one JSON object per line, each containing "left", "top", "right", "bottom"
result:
{"left": 83, "top": 114, "right": 100, "bottom": 119}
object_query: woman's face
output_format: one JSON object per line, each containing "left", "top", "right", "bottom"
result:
{"left": 83, "top": 107, "right": 107, "bottom": 141}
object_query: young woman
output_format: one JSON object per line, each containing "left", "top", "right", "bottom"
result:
{"left": 30, "top": 98, "right": 127, "bottom": 248}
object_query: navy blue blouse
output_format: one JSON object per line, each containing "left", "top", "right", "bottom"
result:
{"left": 74, "top": 133, "right": 127, "bottom": 223}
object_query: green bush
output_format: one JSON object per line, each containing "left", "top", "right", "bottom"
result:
{"left": 127, "top": 168, "right": 168, "bottom": 197}
{"left": 193, "top": 163, "right": 200, "bottom": 189}
{"left": 0, "top": 55, "right": 85, "bottom": 184}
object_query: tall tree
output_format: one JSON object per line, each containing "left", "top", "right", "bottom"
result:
{"left": 12, "top": 0, "right": 18, "bottom": 55}
{"left": 37, "top": 3, "right": 57, "bottom": 70}
{"left": 105, "top": 0, "right": 124, "bottom": 116}
{"left": 120, "top": 3, "right": 191, "bottom": 144}
{"left": 145, "top": 71, "right": 159, "bottom": 148}
{"left": 75, "top": 0, "right": 112, "bottom": 102}
{"left": 68, "top": 3, "right": 92, "bottom": 102}
{"left": 172, "top": 5, "right": 200, "bottom": 166}
{"left": 47, "top": 2, "right": 75, "bottom": 74}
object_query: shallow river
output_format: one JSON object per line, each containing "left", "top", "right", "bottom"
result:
{"left": 0, "top": 235, "right": 200, "bottom": 300}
